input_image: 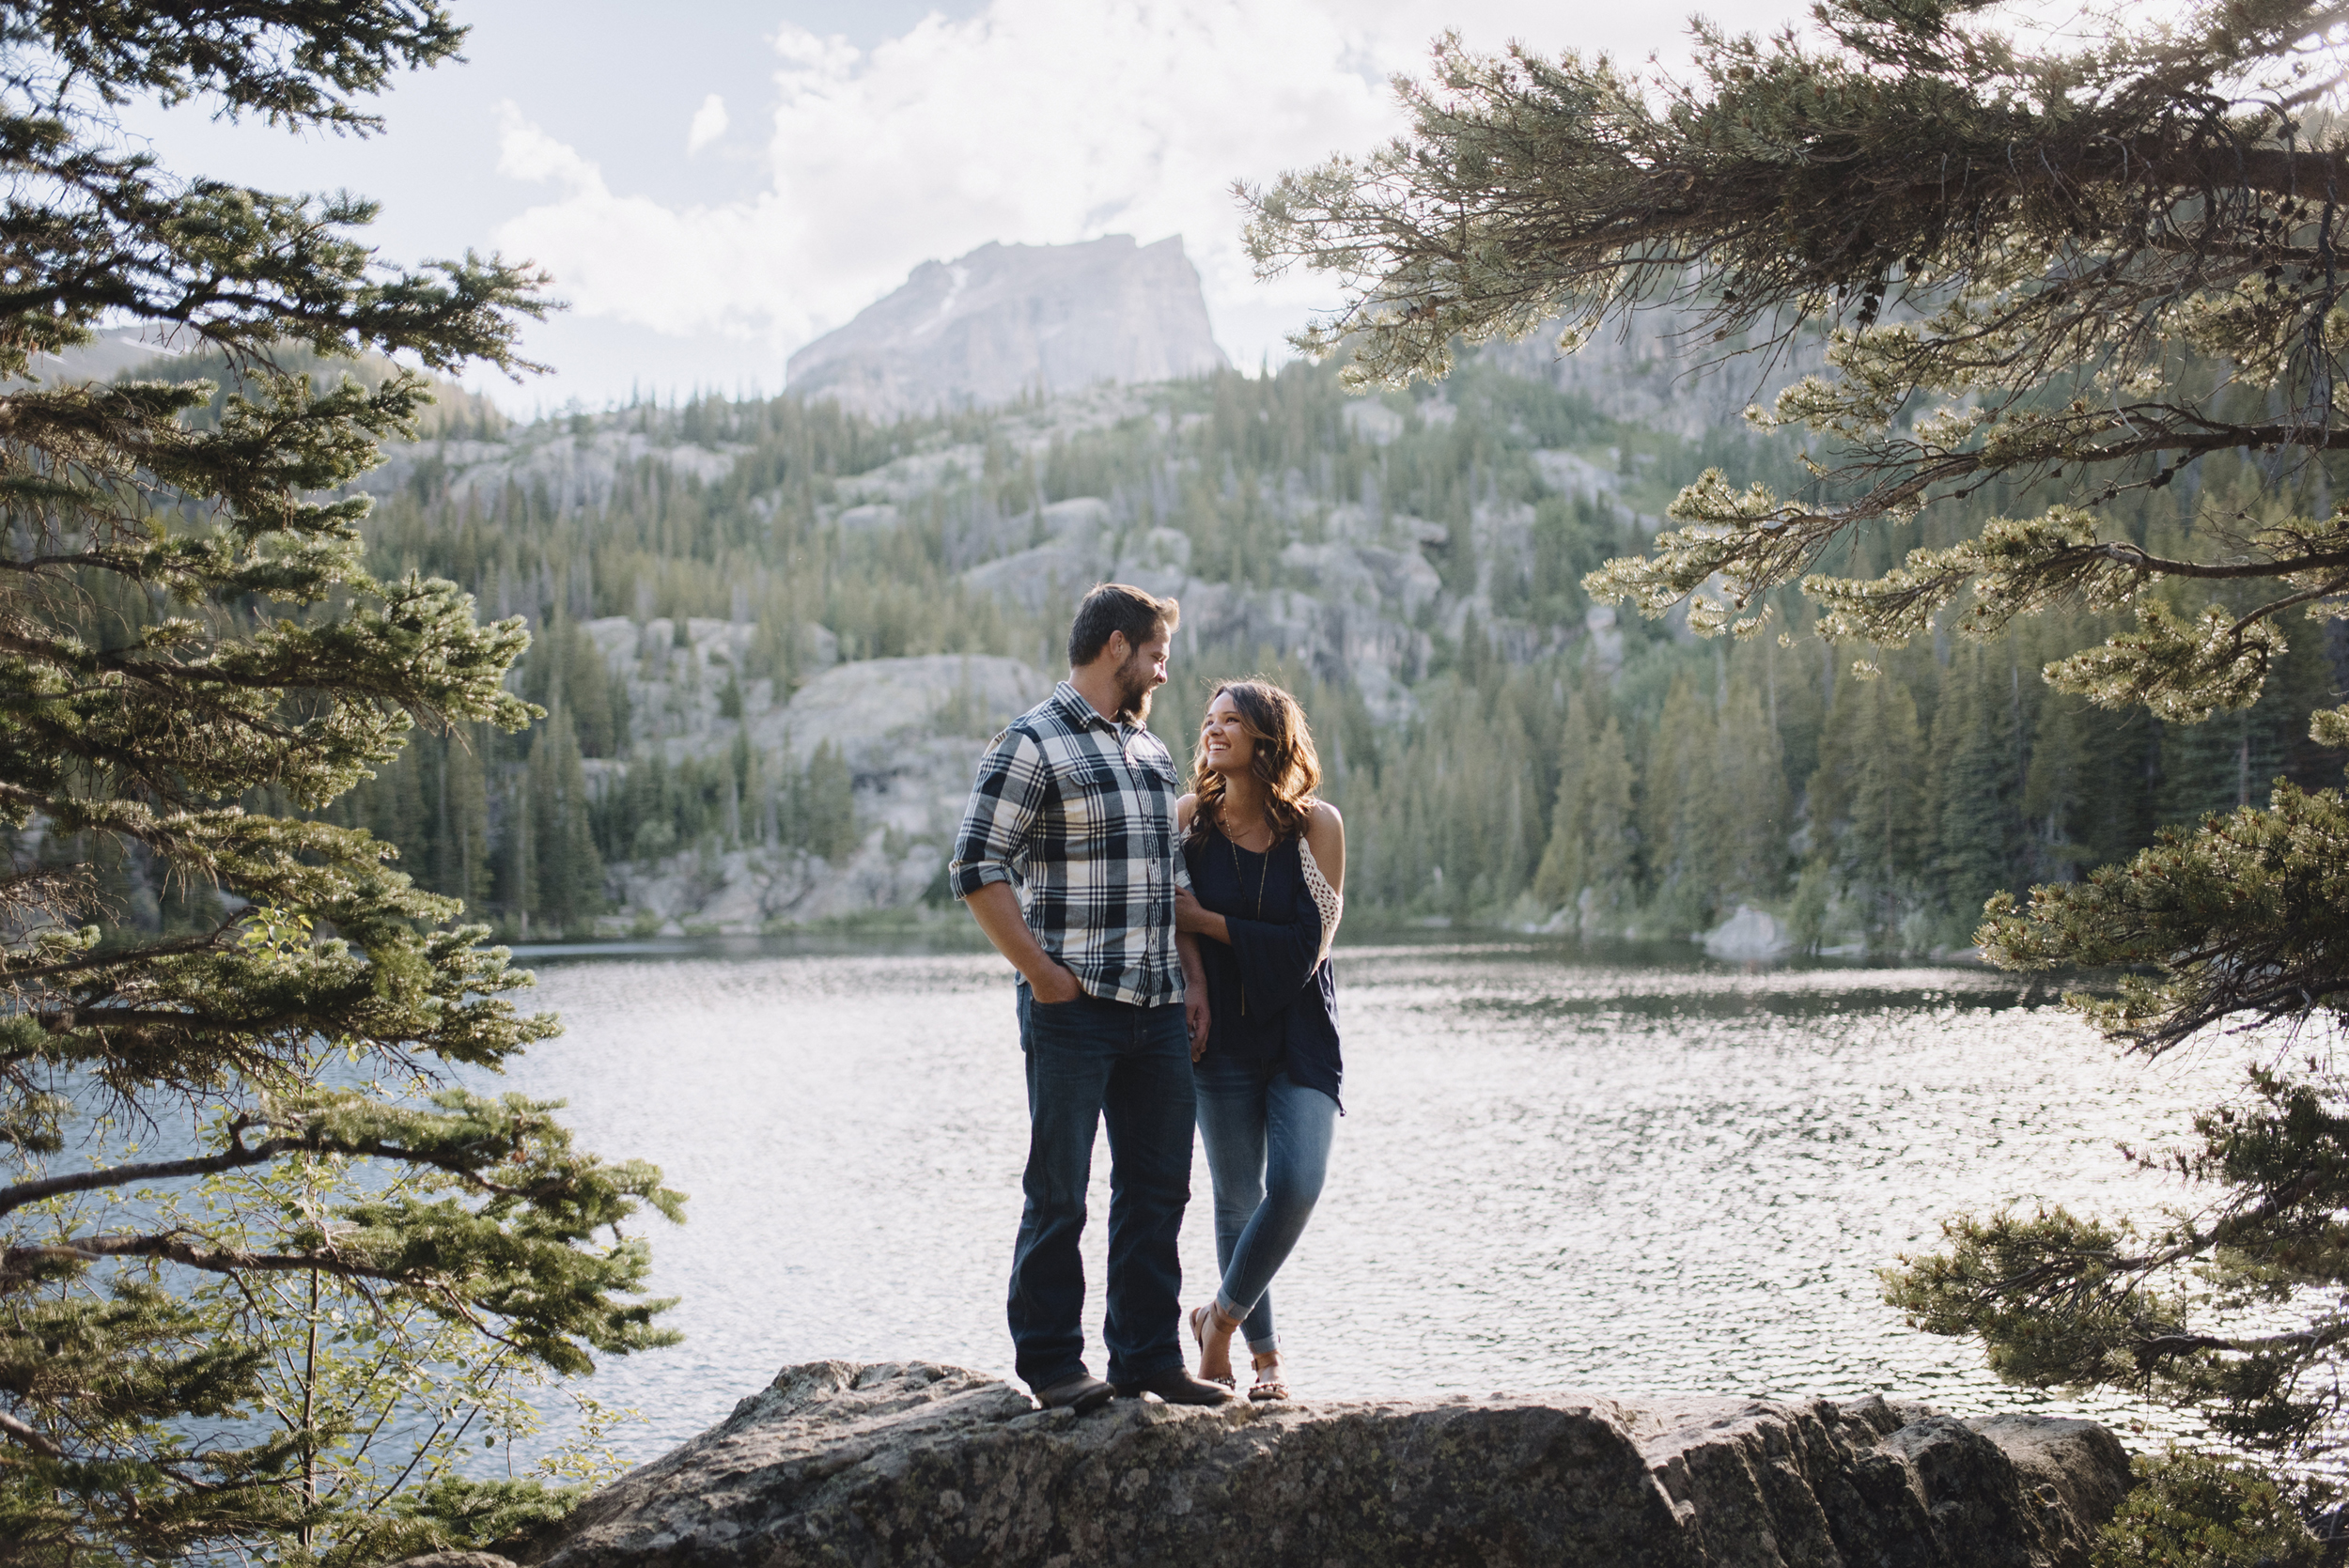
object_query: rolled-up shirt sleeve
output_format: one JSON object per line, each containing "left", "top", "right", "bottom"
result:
{"left": 950, "top": 727, "right": 1048, "bottom": 899}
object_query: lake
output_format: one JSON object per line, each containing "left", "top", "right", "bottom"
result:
{"left": 493, "top": 937, "right": 2241, "bottom": 1465}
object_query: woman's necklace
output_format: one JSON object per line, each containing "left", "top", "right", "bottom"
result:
{"left": 1226, "top": 809, "right": 1270, "bottom": 1015}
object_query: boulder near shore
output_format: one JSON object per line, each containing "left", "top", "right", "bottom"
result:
{"left": 402, "top": 1359, "right": 2134, "bottom": 1568}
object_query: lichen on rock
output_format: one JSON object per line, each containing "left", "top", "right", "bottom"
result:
{"left": 407, "top": 1360, "right": 2133, "bottom": 1568}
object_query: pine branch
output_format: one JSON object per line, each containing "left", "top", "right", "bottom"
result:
{"left": 0, "top": 923, "right": 240, "bottom": 986}
{"left": 2, "top": 1233, "right": 415, "bottom": 1287}
{"left": 0, "top": 1126, "right": 300, "bottom": 1219}
{"left": 0, "top": 1406, "right": 62, "bottom": 1458}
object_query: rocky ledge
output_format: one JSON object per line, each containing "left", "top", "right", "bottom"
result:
{"left": 432, "top": 1360, "right": 2135, "bottom": 1568}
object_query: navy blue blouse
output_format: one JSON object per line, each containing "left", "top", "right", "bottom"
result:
{"left": 1185, "top": 820, "right": 1342, "bottom": 1108}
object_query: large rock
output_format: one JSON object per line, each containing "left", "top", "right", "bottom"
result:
{"left": 600, "top": 654, "right": 1053, "bottom": 932}
{"left": 786, "top": 236, "right": 1231, "bottom": 419}
{"left": 1470, "top": 301, "right": 1827, "bottom": 440}
{"left": 487, "top": 1360, "right": 2132, "bottom": 1568}
{"left": 744, "top": 654, "right": 1049, "bottom": 776}
{"left": 1703, "top": 905, "right": 1796, "bottom": 962}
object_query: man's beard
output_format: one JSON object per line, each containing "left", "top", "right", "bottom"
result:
{"left": 1113, "top": 652, "right": 1156, "bottom": 722}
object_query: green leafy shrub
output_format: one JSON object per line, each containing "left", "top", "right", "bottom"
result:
{"left": 2092, "top": 1453, "right": 2326, "bottom": 1568}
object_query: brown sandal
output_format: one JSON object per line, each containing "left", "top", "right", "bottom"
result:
{"left": 1187, "top": 1304, "right": 1239, "bottom": 1388}
{"left": 1248, "top": 1351, "right": 1289, "bottom": 1402}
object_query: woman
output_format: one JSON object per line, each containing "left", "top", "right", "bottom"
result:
{"left": 1174, "top": 678, "right": 1345, "bottom": 1401}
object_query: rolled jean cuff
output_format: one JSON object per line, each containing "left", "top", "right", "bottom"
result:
{"left": 1215, "top": 1291, "right": 1278, "bottom": 1354}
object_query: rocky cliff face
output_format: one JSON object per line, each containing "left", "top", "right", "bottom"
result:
{"left": 786, "top": 236, "right": 1230, "bottom": 419}
{"left": 575, "top": 631, "right": 1050, "bottom": 933}
{"left": 420, "top": 1360, "right": 2132, "bottom": 1568}
{"left": 814, "top": 384, "right": 1592, "bottom": 732}
{"left": 1470, "top": 302, "right": 1829, "bottom": 438}
{"left": 23, "top": 326, "right": 168, "bottom": 384}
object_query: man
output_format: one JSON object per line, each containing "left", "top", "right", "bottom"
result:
{"left": 951, "top": 583, "right": 1231, "bottom": 1412}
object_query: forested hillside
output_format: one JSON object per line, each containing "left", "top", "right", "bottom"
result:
{"left": 90, "top": 347, "right": 2346, "bottom": 953}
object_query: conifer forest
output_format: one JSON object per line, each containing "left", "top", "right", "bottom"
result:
{"left": 253, "top": 351, "right": 2346, "bottom": 956}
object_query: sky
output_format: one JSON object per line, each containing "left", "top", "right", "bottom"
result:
{"left": 116, "top": 0, "right": 1832, "bottom": 414}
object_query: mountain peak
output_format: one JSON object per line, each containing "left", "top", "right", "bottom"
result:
{"left": 786, "top": 235, "right": 1229, "bottom": 418}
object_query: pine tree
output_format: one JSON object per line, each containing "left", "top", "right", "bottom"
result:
{"left": 0, "top": 9, "right": 680, "bottom": 1560}
{"left": 1248, "top": 0, "right": 2349, "bottom": 1473}
{"left": 529, "top": 705, "right": 603, "bottom": 934}
{"left": 796, "top": 741, "right": 859, "bottom": 864}
{"left": 496, "top": 758, "right": 537, "bottom": 937}
{"left": 2020, "top": 692, "right": 2094, "bottom": 882}
{"left": 1525, "top": 696, "right": 1638, "bottom": 939}
{"left": 1532, "top": 687, "right": 1595, "bottom": 910}
{"left": 428, "top": 722, "right": 495, "bottom": 909}
{"left": 1641, "top": 675, "right": 1719, "bottom": 935}
{"left": 1710, "top": 673, "right": 1789, "bottom": 908}
{"left": 1933, "top": 647, "right": 2023, "bottom": 940}
{"left": 1578, "top": 715, "right": 1639, "bottom": 934}
{"left": 1811, "top": 666, "right": 1928, "bottom": 946}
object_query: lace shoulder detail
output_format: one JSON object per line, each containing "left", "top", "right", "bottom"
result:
{"left": 1299, "top": 836, "right": 1343, "bottom": 970}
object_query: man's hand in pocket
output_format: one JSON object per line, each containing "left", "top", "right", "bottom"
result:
{"left": 1030, "top": 961, "right": 1083, "bottom": 1004}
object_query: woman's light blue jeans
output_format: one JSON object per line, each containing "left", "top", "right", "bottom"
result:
{"left": 1192, "top": 1050, "right": 1337, "bottom": 1355}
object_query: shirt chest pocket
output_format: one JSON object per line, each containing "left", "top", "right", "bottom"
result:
{"left": 1136, "top": 756, "right": 1180, "bottom": 802}
{"left": 1061, "top": 765, "right": 1128, "bottom": 840}
{"left": 1062, "top": 759, "right": 1176, "bottom": 846}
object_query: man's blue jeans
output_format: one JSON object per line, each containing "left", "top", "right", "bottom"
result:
{"left": 1007, "top": 986, "right": 1195, "bottom": 1392}
{"left": 1193, "top": 1050, "right": 1338, "bottom": 1355}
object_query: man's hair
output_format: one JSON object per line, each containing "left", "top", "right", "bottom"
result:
{"left": 1067, "top": 582, "right": 1179, "bottom": 668}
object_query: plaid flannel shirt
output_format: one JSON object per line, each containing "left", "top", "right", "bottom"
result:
{"left": 950, "top": 681, "right": 1191, "bottom": 1008}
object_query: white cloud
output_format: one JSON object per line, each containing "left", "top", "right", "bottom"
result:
{"left": 494, "top": 102, "right": 600, "bottom": 188}
{"left": 491, "top": 0, "right": 1808, "bottom": 372}
{"left": 687, "top": 93, "right": 729, "bottom": 155}
{"left": 493, "top": 101, "right": 775, "bottom": 336}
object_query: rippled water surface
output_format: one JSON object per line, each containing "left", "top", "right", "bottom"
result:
{"left": 497, "top": 940, "right": 2241, "bottom": 1462}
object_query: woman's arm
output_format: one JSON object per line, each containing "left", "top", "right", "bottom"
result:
{"left": 1172, "top": 793, "right": 1233, "bottom": 944}
{"left": 1219, "top": 836, "right": 1331, "bottom": 1009}
{"left": 1175, "top": 887, "right": 1230, "bottom": 944}
{"left": 1304, "top": 801, "right": 1345, "bottom": 895}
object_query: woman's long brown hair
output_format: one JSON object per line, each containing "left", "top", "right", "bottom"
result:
{"left": 1187, "top": 678, "right": 1323, "bottom": 846}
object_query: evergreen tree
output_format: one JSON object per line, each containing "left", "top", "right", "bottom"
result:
{"left": 521, "top": 615, "right": 626, "bottom": 762}
{"left": 2019, "top": 693, "right": 2093, "bottom": 882}
{"left": 1250, "top": 0, "right": 2349, "bottom": 1477}
{"left": 789, "top": 741, "right": 859, "bottom": 864}
{"left": 1710, "top": 673, "right": 1789, "bottom": 908}
{"left": 0, "top": 8, "right": 680, "bottom": 1560}
{"left": 1933, "top": 647, "right": 2023, "bottom": 941}
{"left": 495, "top": 762, "right": 537, "bottom": 938}
{"left": 1532, "top": 687, "right": 1595, "bottom": 909}
{"left": 528, "top": 705, "right": 603, "bottom": 934}
{"left": 1641, "top": 675, "right": 1718, "bottom": 934}
{"left": 1534, "top": 703, "right": 1638, "bottom": 936}
{"left": 1811, "top": 667, "right": 1929, "bottom": 946}
{"left": 428, "top": 723, "right": 495, "bottom": 910}
{"left": 1578, "top": 714, "right": 1640, "bottom": 934}
{"left": 2157, "top": 625, "right": 2339, "bottom": 825}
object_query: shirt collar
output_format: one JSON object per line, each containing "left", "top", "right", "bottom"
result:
{"left": 1051, "top": 679, "right": 1124, "bottom": 734}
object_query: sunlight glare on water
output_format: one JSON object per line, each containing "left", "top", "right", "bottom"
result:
{"left": 492, "top": 940, "right": 2241, "bottom": 1462}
